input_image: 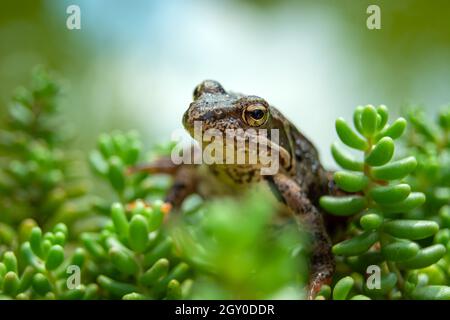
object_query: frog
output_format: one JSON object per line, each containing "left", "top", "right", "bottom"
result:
{"left": 132, "top": 80, "right": 342, "bottom": 299}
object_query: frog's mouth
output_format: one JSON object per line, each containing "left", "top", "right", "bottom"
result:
{"left": 183, "top": 125, "right": 292, "bottom": 173}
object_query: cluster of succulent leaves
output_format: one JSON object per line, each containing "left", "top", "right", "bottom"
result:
{"left": 1, "top": 69, "right": 306, "bottom": 299}
{"left": 0, "top": 67, "right": 88, "bottom": 234}
{"left": 2, "top": 69, "right": 450, "bottom": 300}
{"left": 405, "top": 107, "right": 450, "bottom": 220}
{"left": 88, "top": 131, "right": 174, "bottom": 214}
{"left": 320, "top": 104, "right": 450, "bottom": 299}
{"left": 0, "top": 221, "right": 97, "bottom": 299}
{"left": 403, "top": 106, "right": 450, "bottom": 293}
{"left": 172, "top": 190, "right": 307, "bottom": 299}
{"left": 0, "top": 69, "right": 182, "bottom": 299}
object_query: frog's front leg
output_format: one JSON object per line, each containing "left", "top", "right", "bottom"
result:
{"left": 266, "top": 173, "right": 335, "bottom": 300}
{"left": 129, "top": 157, "right": 198, "bottom": 209}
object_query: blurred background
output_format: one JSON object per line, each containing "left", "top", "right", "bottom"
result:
{"left": 1, "top": 0, "right": 450, "bottom": 167}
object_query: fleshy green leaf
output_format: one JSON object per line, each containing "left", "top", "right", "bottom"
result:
{"left": 360, "top": 212, "right": 383, "bottom": 231}
{"left": 360, "top": 105, "right": 378, "bottom": 138}
{"left": 375, "top": 117, "right": 407, "bottom": 141}
{"left": 381, "top": 240, "right": 420, "bottom": 261}
{"left": 371, "top": 156, "right": 417, "bottom": 181}
{"left": 110, "top": 248, "right": 139, "bottom": 275}
{"left": 140, "top": 259, "right": 170, "bottom": 286}
{"left": 382, "top": 220, "right": 439, "bottom": 240}
{"left": 97, "top": 275, "right": 137, "bottom": 298}
{"left": 336, "top": 118, "right": 368, "bottom": 151}
{"left": 333, "top": 276, "right": 354, "bottom": 300}
{"left": 45, "top": 245, "right": 65, "bottom": 270}
{"left": 397, "top": 245, "right": 446, "bottom": 269}
{"left": 320, "top": 196, "right": 367, "bottom": 216}
{"left": 365, "top": 137, "right": 394, "bottom": 166}
{"left": 129, "top": 215, "right": 149, "bottom": 253}
{"left": 108, "top": 156, "right": 125, "bottom": 191}
{"left": 380, "top": 192, "right": 425, "bottom": 214}
{"left": 331, "top": 142, "right": 364, "bottom": 171}
{"left": 111, "top": 203, "right": 129, "bottom": 242}
{"left": 334, "top": 171, "right": 368, "bottom": 192}
{"left": 370, "top": 184, "right": 411, "bottom": 204}
{"left": 411, "top": 286, "right": 450, "bottom": 300}
{"left": 333, "top": 231, "right": 379, "bottom": 256}
{"left": 376, "top": 105, "right": 389, "bottom": 130}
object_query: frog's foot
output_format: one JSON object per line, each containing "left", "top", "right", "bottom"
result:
{"left": 265, "top": 173, "right": 335, "bottom": 300}
{"left": 126, "top": 156, "right": 179, "bottom": 176}
{"left": 306, "top": 270, "right": 333, "bottom": 300}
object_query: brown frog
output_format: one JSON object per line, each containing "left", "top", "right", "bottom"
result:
{"left": 133, "top": 80, "right": 341, "bottom": 299}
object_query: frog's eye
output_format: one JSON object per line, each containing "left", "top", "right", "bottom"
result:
{"left": 242, "top": 105, "right": 269, "bottom": 126}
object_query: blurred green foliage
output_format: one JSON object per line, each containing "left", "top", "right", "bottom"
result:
{"left": 1, "top": 0, "right": 450, "bottom": 301}
{"left": 173, "top": 190, "right": 307, "bottom": 299}
{"left": 1, "top": 71, "right": 308, "bottom": 299}
{"left": 0, "top": 67, "right": 88, "bottom": 233}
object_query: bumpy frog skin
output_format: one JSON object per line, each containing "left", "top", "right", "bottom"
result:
{"left": 133, "top": 80, "right": 342, "bottom": 299}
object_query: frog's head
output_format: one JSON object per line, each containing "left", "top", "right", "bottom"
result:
{"left": 182, "top": 80, "right": 271, "bottom": 136}
{"left": 182, "top": 80, "right": 295, "bottom": 176}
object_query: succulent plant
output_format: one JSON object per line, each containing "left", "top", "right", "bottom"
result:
{"left": 2, "top": 70, "right": 450, "bottom": 300}
{"left": 320, "top": 104, "right": 450, "bottom": 299}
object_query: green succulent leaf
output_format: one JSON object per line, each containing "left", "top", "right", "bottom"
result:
{"left": 410, "top": 286, "right": 450, "bottom": 300}
{"left": 365, "top": 137, "right": 394, "bottom": 166}
{"left": 97, "top": 275, "right": 137, "bottom": 298}
{"left": 45, "top": 245, "right": 65, "bottom": 270}
{"left": 334, "top": 171, "right": 368, "bottom": 192}
{"left": 332, "top": 231, "right": 379, "bottom": 256}
{"left": 353, "top": 106, "right": 364, "bottom": 135}
{"left": 336, "top": 118, "right": 368, "bottom": 151}
{"left": 108, "top": 156, "right": 125, "bottom": 192}
{"left": 351, "top": 294, "right": 371, "bottom": 300}
{"left": 111, "top": 203, "right": 129, "bottom": 242}
{"left": 331, "top": 142, "right": 364, "bottom": 171}
{"left": 381, "top": 240, "right": 420, "bottom": 262}
{"left": 140, "top": 258, "right": 170, "bottom": 286}
{"left": 360, "top": 212, "right": 383, "bottom": 231}
{"left": 166, "top": 279, "right": 182, "bottom": 300}
{"left": 110, "top": 248, "right": 139, "bottom": 275}
{"left": 2, "top": 272, "right": 20, "bottom": 296}
{"left": 129, "top": 215, "right": 149, "bottom": 253}
{"left": 380, "top": 192, "right": 426, "bottom": 214}
{"left": 371, "top": 156, "right": 417, "bottom": 181}
{"left": 439, "top": 206, "right": 450, "bottom": 228}
{"left": 370, "top": 184, "right": 411, "bottom": 204}
{"left": 332, "top": 276, "right": 354, "bottom": 300}
{"left": 320, "top": 196, "right": 367, "bottom": 216}
{"left": 122, "top": 292, "right": 148, "bottom": 300}
{"left": 360, "top": 105, "right": 378, "bottom": 138}
{"left": 3, "top": 252, "right": 18, "bottom": 274}
{"left": 32, "top": 273, "right": 51, "bottom": 296}
{"left": 375, "top": 117, "right": 407, "bottom": 141}
{"left": 382, "top": 220, "right": 439, "bottom": 240}
{"left": 376, "top": 105, "right": 389, "bottom": 130}
{"left": 397, "top": 245, "right": 446, "bottom": 269}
